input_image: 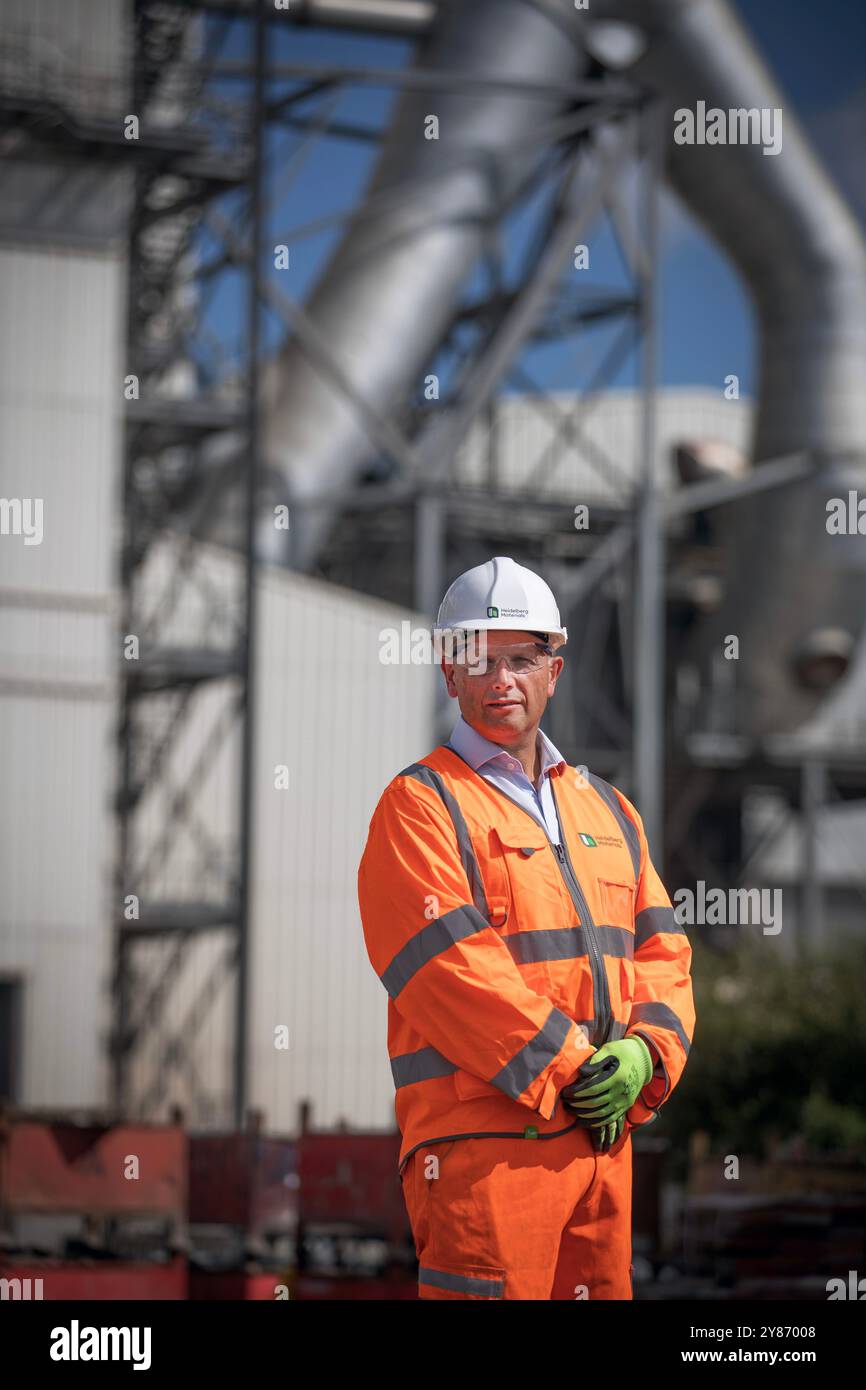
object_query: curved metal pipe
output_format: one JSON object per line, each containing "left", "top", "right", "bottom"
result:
{"left": 588, "top": 0, "right": 866, "bottom": 736}
{"left": 261, "top": 0, "right": 589, "bottom": 571}
{"left": 591, "top": 0, "right": 866, "bottom": 461}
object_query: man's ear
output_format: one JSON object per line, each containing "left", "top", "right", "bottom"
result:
{"left": 441, "top": 658, "right": 458, "bottom": 698}
{"left": 547, "top": 655, "right": 564, "bottom": 695}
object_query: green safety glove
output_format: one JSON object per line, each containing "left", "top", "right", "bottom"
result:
{"left": 560, "top": 1037, "right": 654, "bottom": 1128}
{"left": 591, "top": 1113, "right": 626, "bottom": 1152}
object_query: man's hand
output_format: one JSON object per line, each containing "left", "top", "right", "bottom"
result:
{"left": 560, "top": 1037, "right": 654, "bottom": 1128}
{"left": 590, "top": 1114, "right": 625, "bottom": 1151}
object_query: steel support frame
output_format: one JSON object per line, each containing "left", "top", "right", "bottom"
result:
{"left": 633, "top": 97, "right": 664, "bottom": 856}
{"left": 242, "top": 60, "right": 664, "bottom": 789}
{"left": 112, "top": 0, "right": 267, "bottom": 1125}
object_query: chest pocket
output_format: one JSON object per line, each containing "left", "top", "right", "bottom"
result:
{"left": 489, "top": 824, "right": 571, "bottom": 932}
{"left": 596, "top": 878, "right": 635, "bottom": 929}
{"left": 596, "top": 877, "right": 636, "bottom": 1012}
{"left": 485, "top": 824, "right": 572, "bottom": 1001}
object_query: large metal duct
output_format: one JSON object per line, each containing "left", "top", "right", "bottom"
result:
{"left": 588, "top": 0, "right": 866, "bottom": 739}
{"left": 263, "top": 0, "right": 866, "bottom": 738}
{"left": 261, "top": 0, "right": 589, "bottom": 571}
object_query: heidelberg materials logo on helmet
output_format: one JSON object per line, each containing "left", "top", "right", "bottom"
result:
{"left": 487, "top": 605, "right": 529, "bottom": 619}
{"left": 487, "top": 606, "right": 499, "bottom": 618}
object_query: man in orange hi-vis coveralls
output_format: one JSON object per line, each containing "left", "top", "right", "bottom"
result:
{"left": 358, "top": 556, "right": 695, "bottom": 1300}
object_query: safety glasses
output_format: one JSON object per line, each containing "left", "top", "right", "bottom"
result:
{"left": 456, "top": 642, "right": 553, "bottom": 677}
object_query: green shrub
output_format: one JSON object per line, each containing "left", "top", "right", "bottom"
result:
{"left": 648, "top": 935, "right": 866, "bottom": 1180}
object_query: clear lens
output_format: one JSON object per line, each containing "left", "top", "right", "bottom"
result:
{"left": 457, "top": 644, "right": 551, "bottom": 677}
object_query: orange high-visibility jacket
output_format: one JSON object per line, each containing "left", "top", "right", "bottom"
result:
{"left": 358, "top": 743, "right": 695, "bottom": 1173}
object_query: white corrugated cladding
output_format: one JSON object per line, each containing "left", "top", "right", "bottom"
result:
{"left": 0, "top": 241, "right": 124, "bottom": 1108}
{"left": 251, "top": 561, "right": 436, "bottom": 1133}
{"left": 129, "top": 534, "right": 436, "bottom": 1132}
{"left": 456, "top": 387, "right": 754, "bottom": 501}
{"left": 0, "top": 0, "right": 130, "bottom": 1107}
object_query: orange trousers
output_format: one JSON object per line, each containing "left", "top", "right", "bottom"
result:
{"left": 400, "top": 1123, "right": 633, "bottom": 1300}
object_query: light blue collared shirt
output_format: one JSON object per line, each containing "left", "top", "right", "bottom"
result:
{"left": 446, "top": 714, "right": 566, "bottom": 843}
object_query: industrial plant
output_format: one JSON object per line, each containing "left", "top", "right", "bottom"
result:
{"left": 1, "top": 0, "right": 865, "bottom": 1306}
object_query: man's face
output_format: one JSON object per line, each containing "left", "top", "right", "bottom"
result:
{"left": 441, "top": 628, "right": 564, "bottom": 745}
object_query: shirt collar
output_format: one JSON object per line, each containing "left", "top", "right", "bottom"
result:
{"left": 448, "top": 713, "right": 567, "bottom": 786}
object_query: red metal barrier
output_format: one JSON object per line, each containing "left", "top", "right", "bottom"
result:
{"left": 0, "top": 1116, "right": 419, "bottom": 1299}
{"left": 296, "top": 1131, "right": 410, "bottom": 1245}
{"left": 0, "top": 1118, "right": 186, "bottom": 1220}
{"left": 188, "top": 1133, "right": 297, "bottom": 1237}
{"left": 0, "top": 1256, "right": 188, "bottom": 1300}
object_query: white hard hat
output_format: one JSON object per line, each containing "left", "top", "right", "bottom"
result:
{"left": 434, "top": 556, "right": 567, "bottom": 649}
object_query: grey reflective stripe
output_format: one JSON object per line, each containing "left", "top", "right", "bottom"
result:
{"left": 399, "top": 761, "right": 490, "bottom": 920}
{"left": 381, "top": 903, "right": 488, "bottom": 999}
{"left": 391, "top": 1046, "right": 458, "bottom": 1088}
{"left": 504, "top": 926, "right": 631, "bottom": 963}
{"left": 588, "top": 774, "right": 640, "bottom": 881}
{"left": 505, "top": 926, "right": 587, "bottom": 964}
{"left": 607, "top": 1018, "right": 629, "bottom": 1041}
{"left": 629, "top": 1001, "right": 691, "bottom": 1055}
{"left": 491, "top": 1005, "right": 572, "bottom": 1102}
{"left": 596, "top": 925, "right": 633, "bottom": 959}
{"left": 419, "top": 1266, "right": 504, "bottom": 1298}
{"left": 635, "top": 905, "right": 686, "bottom": 950}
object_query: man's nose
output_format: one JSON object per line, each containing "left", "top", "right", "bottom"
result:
{"left": 489, "top": 658, "right": 515, "bottom": 685}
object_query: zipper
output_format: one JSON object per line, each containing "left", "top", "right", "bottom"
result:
{"left": 443, "top": 743, "right": 612, "bottom": 1046}
{"left": 548, "top": 785, "right": 612, "bottom": 1047}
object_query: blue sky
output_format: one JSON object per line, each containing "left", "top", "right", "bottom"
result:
{"left": 204, "top": 0, "right": 866, "bottom": 399}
